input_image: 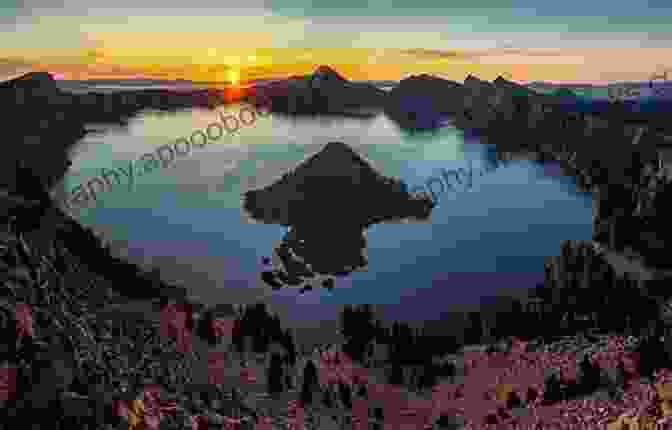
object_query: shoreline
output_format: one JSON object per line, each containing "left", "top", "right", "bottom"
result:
{"left": 4, "top": 69, "right": 672, "bottom": 428}
{"left": 35, "top": 70, "right": 672, "bottom": 335}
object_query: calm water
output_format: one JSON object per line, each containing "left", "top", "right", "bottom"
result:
{"left": 52, "top": 101, "right": 593, "bottom": 330}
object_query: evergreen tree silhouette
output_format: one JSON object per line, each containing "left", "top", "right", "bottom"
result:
{"left": 323, "top": 387, "right": 334, "bottom": 409}
{"left": 543, "top": 371, "right": 564, "bottom": 404}
{"left": 578, "top": 354, "right": 601, "bottom": 394}
{"left": 465, "top": 311, "right": 484, "bottom": 345}
{"left": 285, "top": 369, "right": 293, "bottom": 390}
{"left": 253, "top": 326, "right": 269, "bottom": 354}
{"left": 343, "top": 337, "right": 367, "bottom": 364}
{"left": 232, "top": 318, "right": 244, "bottom": 355}
{"left": 267, "top": 314, "right": 281, "bottom": 343}
{"left": 398, "top": 322, "right": 414, "bottom": 365}
{"left": 507, "top": 299, "right": 524, "bottom": 339}
{"left": 339, "top": 305, "right": 377, "bottom": 363}
{"left": 282, "top": 329, "right": 296, "bottom": 366}
{"left": 441, "top": 361, "right": 456, "bottom": 382}
{"left": 340, "top": 305, "right": 355, "bottom": 339}
{"left": 388, "top": 357, "right": 404, "bottom": 386}
{"left": 418, "top": 359, "right": 437, "bottom": 390}
{"left": 268, "top": 353, "right": 284, "bottom": 395}
{"left": 301, "top": 360, "right": 318, "bottom": 406}
{"left": 636, "top": 329, "right": 666, "bottom": 379}
{"left": 338, "top": 382, "right": 352, "bottom": 409}
{"left": 300, "top": 379, "right": 313, "bottom": 406}
{"left": 357, "top": 385, "right": 367, "bottom": 398}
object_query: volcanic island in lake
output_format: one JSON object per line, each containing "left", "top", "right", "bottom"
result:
{"left": 242, "top": 141, "right": 435, "bottom": 293}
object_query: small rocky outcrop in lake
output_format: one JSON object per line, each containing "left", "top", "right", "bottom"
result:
{"left": 247, "top": 65, "right": 387, "bottom": 116}
{"left": 242, "top": 141, "right": 434, "bottom": 292}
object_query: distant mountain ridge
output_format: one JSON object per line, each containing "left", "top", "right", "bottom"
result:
{"left": 58, "top": 78, "right": 196, "bottom": 85}
{"left": 247, "top": 65, "right": 388, "bottom": 116}
{"left": 0, "top": 71, "right": 60, "bottom": 93}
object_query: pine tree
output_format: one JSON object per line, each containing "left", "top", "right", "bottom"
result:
{"left": 340, "top": 305, "right": 355, "bottom": 340}
{"left": 543, "top": 371, "right": 564, "bottom": 404}
{"left": 300, "top": 379, "right": 313, "bottom": 406}
{"left": 232, "top": 318, "right": 244, "bottom": 355}
{"left": 285, "top": 330, "right": 297, "bottom": 366}
{"left": 322, "top": 387, "right": 334, "bottom": 409}
{"left": 268, "top": 353, "right": 284, "bottom": 395}
{"left": 338, "top": 382, "right": 352, "bottom": 409}
{"left": 466, "top": 311, "right": 484, "bottom": 345}
{"left": 301, "top": 360, "right": 318, "bottom": 406}
{"left": 268, "top": 314, "right": 283, "bottom": 343}
{"left": 635, "top": 331, "right": 666, "bottom": 379}
{"left": 357, "top": 385, "right": 367, "bottom": 398}
{"left": 418, "top": 359, "right": 437, "bottom": 390}
{"left": 253, "top": 326, "right": 269, "bottom": 354}
{"left": 285, "top": 370, "right": 293, "bottom": 390}
{"left": 388, "top": 357, "right": 404, "bottom": 386}
{"left": 579, "top": 355, "right": 601, "bottom": 394}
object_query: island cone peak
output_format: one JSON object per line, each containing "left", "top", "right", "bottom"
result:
{"left": 244, "top": 141, "right": 394, "bottom": 223}
{"left": 299, "top": 141, "right": 374, "bottom": 176}
{"left": 243, "top": 141, "right": 434, "bottom": 292}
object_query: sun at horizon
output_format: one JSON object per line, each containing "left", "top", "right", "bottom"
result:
{"left": 227, "top": 69, "right": 240, "bottom": 84}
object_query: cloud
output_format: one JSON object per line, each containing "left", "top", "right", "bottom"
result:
{"left": 399, "top": 48, "right": 482, "bottom": 60}
{"left": 493, "top": 48, "right": 570, "bottom": 57}
{"left": 0, "top": 58, "right": 34, "bottom": 79}
{"left": 399, "top": 47, "right": 574, "bottom": 63}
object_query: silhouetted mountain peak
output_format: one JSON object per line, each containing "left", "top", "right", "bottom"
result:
{"left": 287, "top": 141, "right": 375, "bottom": 182}
{"left": 313, "top": 65, "right": 347, "bottom": 82}
{"left": 1, "top": 71, "right": 57, "bottom": 90}
{"left": 494, "top": 76, "right": 511, "bottom": 85}
{"left": 398, "top": 74, "right": 461, "bottom": 86}
{"left": 14, "top": 71, "right": 55, "bottom": 83}
{"left": 493, "top": 76, "right": 536, "bottom": 97}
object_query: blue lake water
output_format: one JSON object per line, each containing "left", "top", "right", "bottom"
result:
{"left": 52, "top": 102, "right": 593, "bottom": 331}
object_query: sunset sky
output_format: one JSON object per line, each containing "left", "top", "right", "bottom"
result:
{"left": 1, "top": 0, "right": 671, "bottom": 84}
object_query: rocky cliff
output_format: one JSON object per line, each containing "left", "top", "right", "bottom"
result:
{"left": 382, "top": 72, "right": 672, "bottom": 350}
{"left": 0, "top": 72, "right": 231, "bottom": 194}
{"left": 0, "top": 72, "right": 293, "bottom": 430}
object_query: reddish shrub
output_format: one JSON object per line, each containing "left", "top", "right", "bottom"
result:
{"left": 0, "top": 364, "right": 17, "bottom": 402}
{"left": 207, "top": 351, "right": 227, "bottom": 386}
{"left": 13, "top": 302, "right": 34, "bottom": 341}
{"left": 159, "top": 302, "right": 194, "bottom": 353}
{"left": 255, "top": 415, "right": 273, "bottom": 430}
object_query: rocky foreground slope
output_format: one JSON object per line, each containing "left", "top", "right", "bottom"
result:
{"left": 2, "top": 173, "right": 672, "bottom": 430}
